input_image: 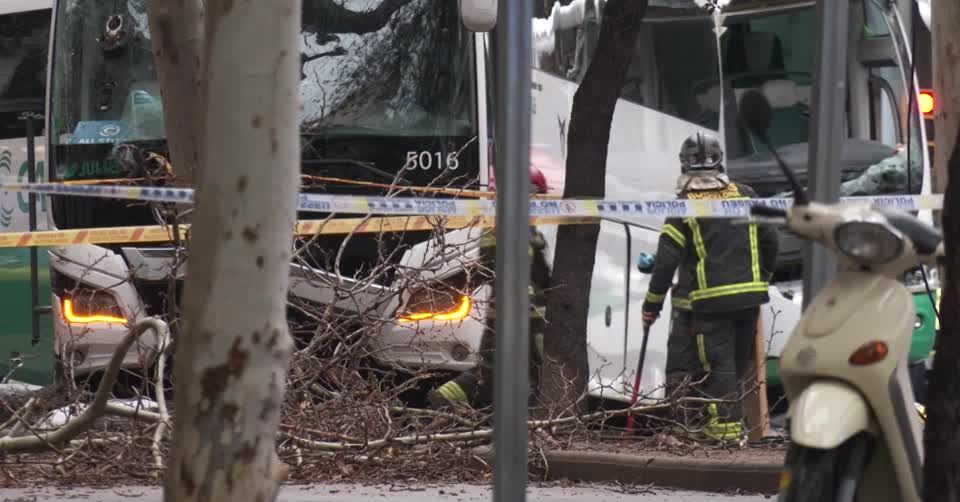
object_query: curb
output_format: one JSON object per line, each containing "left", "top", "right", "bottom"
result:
{"left": 541, "top": 450, "right": 781, "bottom": 494}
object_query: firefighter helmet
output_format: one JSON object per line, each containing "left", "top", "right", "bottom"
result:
{"left": 679, "top": 132, "right": 724, "bottom": 174}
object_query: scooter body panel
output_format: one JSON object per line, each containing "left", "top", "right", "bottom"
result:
{"left": 780, "top": 271, "right": 923, "bottom": 502}
{"left": 788, "top": 380, "right": 873, "bottom": 449}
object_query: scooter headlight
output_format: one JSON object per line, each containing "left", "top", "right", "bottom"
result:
{"left": 834, "top": 221, "right": 904, "bottom": 265}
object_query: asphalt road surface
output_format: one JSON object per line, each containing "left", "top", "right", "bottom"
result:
{"left": 0, "top": 483, "right": 772, "bottom": 501}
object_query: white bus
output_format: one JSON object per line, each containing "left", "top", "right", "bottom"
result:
{"left": 379, "top": 0, "right": 937, "bottom": 405}
{"left": 0, "top": 0, "right": 54, "bottom": 386}
{"left": 42, "top": 0, "right": 934, "bottom": 404}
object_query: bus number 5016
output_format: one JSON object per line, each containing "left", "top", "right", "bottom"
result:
{"left": 405, "top": 151, "right": 460, "bottom": 171}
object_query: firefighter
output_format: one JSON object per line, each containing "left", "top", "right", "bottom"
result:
{"left": 663, "top": 261, "right": 696, "bottom": 399}
{"left": 427, "top": 166, "right": 552, "bottom": 411}
{"left": 641, "top": 132, "right": 779, "bottom": 444}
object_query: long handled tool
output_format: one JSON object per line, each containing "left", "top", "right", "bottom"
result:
{"left": 626, "top": 321, "right": 653, "bottom": 431}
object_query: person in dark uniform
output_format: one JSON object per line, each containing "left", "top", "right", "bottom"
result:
{"left": 642, "top": 132, "right": 779, "bottom": 444}
{"left": 427, "top": 167, "right": 552, "bottom": 411}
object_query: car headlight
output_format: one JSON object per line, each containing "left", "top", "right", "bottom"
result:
{"left": 62, "top": 289, "right": 126, "bottom": 324}
{"left": 834, "top": 221, "right": 904, "bottom": 265}
{"left": 398, "top": 272, "right": 476, "bottom": 324}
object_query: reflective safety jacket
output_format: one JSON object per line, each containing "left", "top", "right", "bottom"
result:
{"left": 479, "top": 228, "right": 550, "bottom": 324}
{"left": 643, "top": 182, "right": 779, "bottom": 314}
{"left": 669, "top": 258, "right": 696, "bottom": 312}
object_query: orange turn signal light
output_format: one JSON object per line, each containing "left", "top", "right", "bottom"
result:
{"left": 849, "top": 341, "right": 888, "bottom": 366}
{"left": 398, "top": 296, "right": 472, "bottom": 323}
{"left": 62, "top": 299, "right": 126, "bottom": 324}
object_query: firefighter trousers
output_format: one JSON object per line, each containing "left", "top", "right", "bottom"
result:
{"left": 665, "top": 306, "right": 760, "bottom": 435}
{"left": 434, "top": 316, "right": 545, "bottom": 410}
{"left": 664, "top": 308, "right": 695, "bottom": 399}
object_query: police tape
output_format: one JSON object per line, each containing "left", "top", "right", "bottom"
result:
{"left": 0, "top": 182, "right": 945, "bottom": 219}
{"left": 0, "top": 215, "right": 602, "bottom": 249}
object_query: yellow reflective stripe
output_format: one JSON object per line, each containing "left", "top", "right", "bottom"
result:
{"left": 690, "top": 281, "right": 768, "bottom": 301}
{"left": 437, "top": 381, "right": 469, "bottom": 404}
{"left": 532, "top": 305, "right": 547, "bottom": 320}
{"left": 707, "top": 421, "right": 742, "bottom": 433}
{"left": 705, "top": 401, "right": 718, "bottom": 418}
{"left": 706, "top": 421, "right": 743, "bottom": 441}
{"left": 749, "top": 222, "right": 760, "bottom": 282}
{"left": 672, "top": 297, "right": 691, "bottom": 310}
{"left": 663, "top": 224, "right": 686, "bottom": 246}
{"left": 696, "top": 334, "right": 711, "bottom": 372}
{"left": 686, "top": 218, "right": 707, "bottom": 290}
{"left": 645, "top": 291, "right": 666, "bottom": 303}
{"left": 779, "top": 470, "right": 792, "bottom": 492}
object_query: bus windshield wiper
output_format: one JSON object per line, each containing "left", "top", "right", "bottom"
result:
{"left": 303, "top": 158, "right": 411, "bottom": 186}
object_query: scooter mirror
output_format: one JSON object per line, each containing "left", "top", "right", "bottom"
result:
{"left": 738, "top": 90, "right": 771, "bottom": 139}
{"left": 637, "top": 251, "right": 655, "bottom": 274}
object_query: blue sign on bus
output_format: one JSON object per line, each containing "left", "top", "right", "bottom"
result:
{"left": 69, "top": 121, "right": 129, "bottom": 145}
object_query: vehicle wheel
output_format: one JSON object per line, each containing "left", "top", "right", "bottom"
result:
{"left": 778, "top": 433, "right": 872, "bottom": 502}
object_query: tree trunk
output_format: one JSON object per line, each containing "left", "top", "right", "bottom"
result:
{"left": 923, "top": 3, "right": 960, "bottom": 500}
{"left": 930, "top": 0, "right": 960, "bottom": 196}
{"left": 147, "top": 0, "right": 205, "bottom": 179}
{"left": 540, "top": 0, "right": 648, "bottom": 415}
{"left": 162, "top": 1, "right": 302, "bottom": 501}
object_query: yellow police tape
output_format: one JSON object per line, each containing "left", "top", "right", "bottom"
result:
{"left": 0, "top": 215, "right": 601, "bottom": 249}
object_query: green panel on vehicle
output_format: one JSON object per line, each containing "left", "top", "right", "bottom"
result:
{"left": 0, "top": 248, "right": 54, "bottom": 385}
{"left": 910, "top": 289, "right": 937, "bottom": 364}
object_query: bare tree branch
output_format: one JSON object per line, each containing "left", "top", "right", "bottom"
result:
{"left": 0, "top": 318, "right": 167, "bottom": 453}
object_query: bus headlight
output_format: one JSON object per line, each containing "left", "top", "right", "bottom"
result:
{"left": 62, "top": 290, "right": 126, "bottom": 324}
{"left": 834, "top": 222, "right": 904, "bottom": 265}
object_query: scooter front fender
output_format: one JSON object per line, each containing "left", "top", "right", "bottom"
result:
{"left": 789, "top": 380, "right": 874, "bottom": 450}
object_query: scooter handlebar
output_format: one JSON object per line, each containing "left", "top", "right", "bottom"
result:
{"left": 750, "top": 205, "right": 788, "bottom": 218}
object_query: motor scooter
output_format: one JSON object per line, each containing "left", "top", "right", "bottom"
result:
{"left": 738, "top": 90, "right": 942, "bottom": 502}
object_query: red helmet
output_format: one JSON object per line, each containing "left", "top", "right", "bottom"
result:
{"left": 488, "top": 164, "right": 550, "bottom": 194}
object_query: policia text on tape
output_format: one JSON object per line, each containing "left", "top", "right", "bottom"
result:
{"left": 0, "top": 182, "right": 943, "bottom": 248}
{"left": 0, "top": 181, "right": 944, "bottom": 219}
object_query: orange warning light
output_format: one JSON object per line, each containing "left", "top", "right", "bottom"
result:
{"left": 919, "top": 90, "right": 935, "bottom": 117}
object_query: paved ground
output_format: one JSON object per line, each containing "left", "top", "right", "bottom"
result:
{"left": 0, "top": 483, "right": 771, "bottom": 501}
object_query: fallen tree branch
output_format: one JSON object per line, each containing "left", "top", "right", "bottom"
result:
{"left": 0, "top": 398, "right": 35, "bottom": 437}
{"left": 0, "top": 318, "right": 168, "bottom": 453}
{"left": 277, "top": 400, "right": 680, "bottom": 452}
{"left": 104, "top": 402, "right": 164, "bottom": 423}
{"left": 151, "top": 328, "right": 171, "bottom": 476}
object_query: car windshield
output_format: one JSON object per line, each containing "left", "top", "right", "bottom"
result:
{"left": 48, "top": 0, "right": 479, "bottom": 182}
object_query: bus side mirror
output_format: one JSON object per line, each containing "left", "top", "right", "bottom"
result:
{"left": 637, "top": 251, "right": 655, "bottom": 274}
{"left": 460, "top": 0, "right": 497, "bottom": 32}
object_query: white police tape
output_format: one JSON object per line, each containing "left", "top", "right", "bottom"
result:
{"left": 0, "top": 182, "right": 944, "bottom": 219}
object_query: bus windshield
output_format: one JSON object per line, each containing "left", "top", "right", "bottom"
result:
{"left": 48, "top": 0, "right": 480, "bottom": 187}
